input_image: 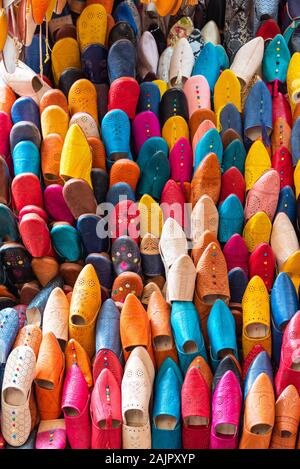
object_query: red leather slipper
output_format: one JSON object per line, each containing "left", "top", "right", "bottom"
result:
{"left": 19, "top": 213, "right": 54, "bottom": 258}
{"left": 12, "top": 173, "right": 43, "bottom": 213}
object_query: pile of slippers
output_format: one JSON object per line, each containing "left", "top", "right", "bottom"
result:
{"left": 1, "top": 0, "right": 300, "bottom": 451}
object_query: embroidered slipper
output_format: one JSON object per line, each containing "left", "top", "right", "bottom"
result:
{"left": 69, "top": 264, "right": 101, "bottom": 358}
{"left": 133, "top": 110, "right": 161, "bottom": 155}
{"left": 111, "top": 271, "right": 142, "bottom": 305}
{"left": 120, "top": 295, "right": 154, "bottom": 364}
{"left": 58, "top": 68, "right": 85, "bottom": 98}
{"left": 169, "top": 137, "right": 193, "bottom": 187}
{"left": 95, "top": 299, "right": 122, "bottom": 360}
{"left": 244, "top": 169, "right": 280, "bottom": 222}
{"left": 61, "top": 364, "right": 91, "bottom": 449}
{"left": 140, "top": 233, "right": 165, "bottom": 278}
{"left": 245, "top": 141, "right": 271, "bottom": 191}
{"left": 65, "top": 338, "right": 92, "bottom": 390}
{"left": 1, "top": 345, "right": 36, "bottom": 447}
{"left": 13, "top": 324, "right": 42, "bottom": 359}
{"left": 230, "top": 37, "right": 264, "bottom": 86}
{"left": 183, "top": 75, "right": 211, "bottom": 119}
{"left": 244, "top": 80, "right": 273, "bottom": 142}
{"left": 0, "top": 60, "right": 51, "bottom": 104}
{"left": 109, "top": 159, "right": 140, "bottom": 192}
{"left": 90, "top": 367, "right": 121, "bottom": 449}
{"left": 77, "top": 4, "right": 107, "bottom": 52}
{"left": 249, "top": 243, "right": 275, "bottom": 292}
{"left": 111, "top": 236, "right": 141, "bottom": 276}
{"left": 160, "top": 179, "right": 187, "bottom": 230}
{"left": 0, "top": 243, "right": 33, "bottom": 285}
{"left": 196, "top": 242, "right": 230, "bottom": 305}
{"left": 0, "top": 307, "right": 19, "bottom": 365}
{"left": 138, "top": 81, "right": 160, "bottom": 117}
{"left": 137, "top": 137, "right": 169, "bottom": 173}
{"left": 271, "top": 212, "right": 299, "bottom": 269}
{"left": 137, "top": 151, "right": 170, "bottom": 200}
{"left": 69, "top": 112, "right": 100, "bottom": 139}
{"left": 147, "top": 290, "right": 177, "bottom": 368}
{"left": 194, "top": 128, "right": 223, "bottom": 170}
{"left": 101, "top": 109, "right": 131, "bottom": 168}
{"left": 108, "top": 200, "right": 139, "bottom": 244}
{"left": 167, "top": 255, "right": 196, "bottom": 302}
{"left": 191, "top": 153, "right": 221, "bottom": 208}
{"left": 192, "top": 120, "right": 217, "bottom": 155}
{"left": 214, "top": 70, "right": 242, "bottom": 117}
{"left": 68, "top": 79, "right": 98, "bottom": 125}
{"left": 159, "top": 88, "right": 189, "bottom": 128}
{"left": 191, "top": 195, "right": 219, "bottom": 243}
{"left": 108, "top": 77, "right": 140, "bottom": 119}
{"left": 139, "top": 194, "right": 163, "bottom": 239}
{"left": 35, "top": 419, "right": 66, "bottom": 450}
{"left": 243, "top": 212, "right": 272, "bottom": 253}
{"left": 159, "top": 217, "right": 188, "bottom": 274}
{"left": 220, "top": 167, "right": 246, "bottom": 205}
{"left": 162, "top": 115, "right": 189, "bottom": 151}
{"left": 41, "top": 106, "right": 69, "bottom": 140}
{"left": 42, "top": 287, "right": 69, "bottom": 350}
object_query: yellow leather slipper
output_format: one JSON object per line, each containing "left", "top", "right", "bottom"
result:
{"left": 243, "top": 212, "right": 272, "bottom": 253}
{"left": 51, "top": 38, "right": 81, "bottom": 86}
{"left": 41, "top": 105, "right": 69, "bottom": 139}
{"left": 242, "top": 275, "right": 271, "bottom": 360}
{"left": 245, "top": 140, "right": 271, "bottom": 191}
{"left": 77, "top": 4, "right": 107, "bottom": 52}
{"left": 69, "top": 264, "right": 101, "bottom": 358}
{"left": 68, "top": 78, "right": 98, "bottom": 125}
{"left": 60, "top": 124, "right": 93, "bottom": 187}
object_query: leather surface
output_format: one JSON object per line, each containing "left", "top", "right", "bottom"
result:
{"left": 62, "top": 364, "right": 91, "bottom": 449}
{"left": 171, "top": 301, "right": 207, "bottom": 374}
{"left": 35, "top": 332, "right": 65, "bottom": 420}
{"left": 26, "top": 276, "right": 64, "bottom": 328}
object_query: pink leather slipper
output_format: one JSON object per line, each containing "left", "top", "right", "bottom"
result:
{"left": 62, "top": 364, "right": 91, "bottom": 449}
{"left": 169, "top": 137, "right": 193, "bottom": 186}
{"left": 132, "top": 111, "right": 161, "bottom": 155}
{"left": 44, "top": 184, "right": 74, "bottom": 224}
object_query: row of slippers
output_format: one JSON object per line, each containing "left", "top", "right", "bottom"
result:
{"left": 1, "top": 261, "right": 300, "bottom": 449}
